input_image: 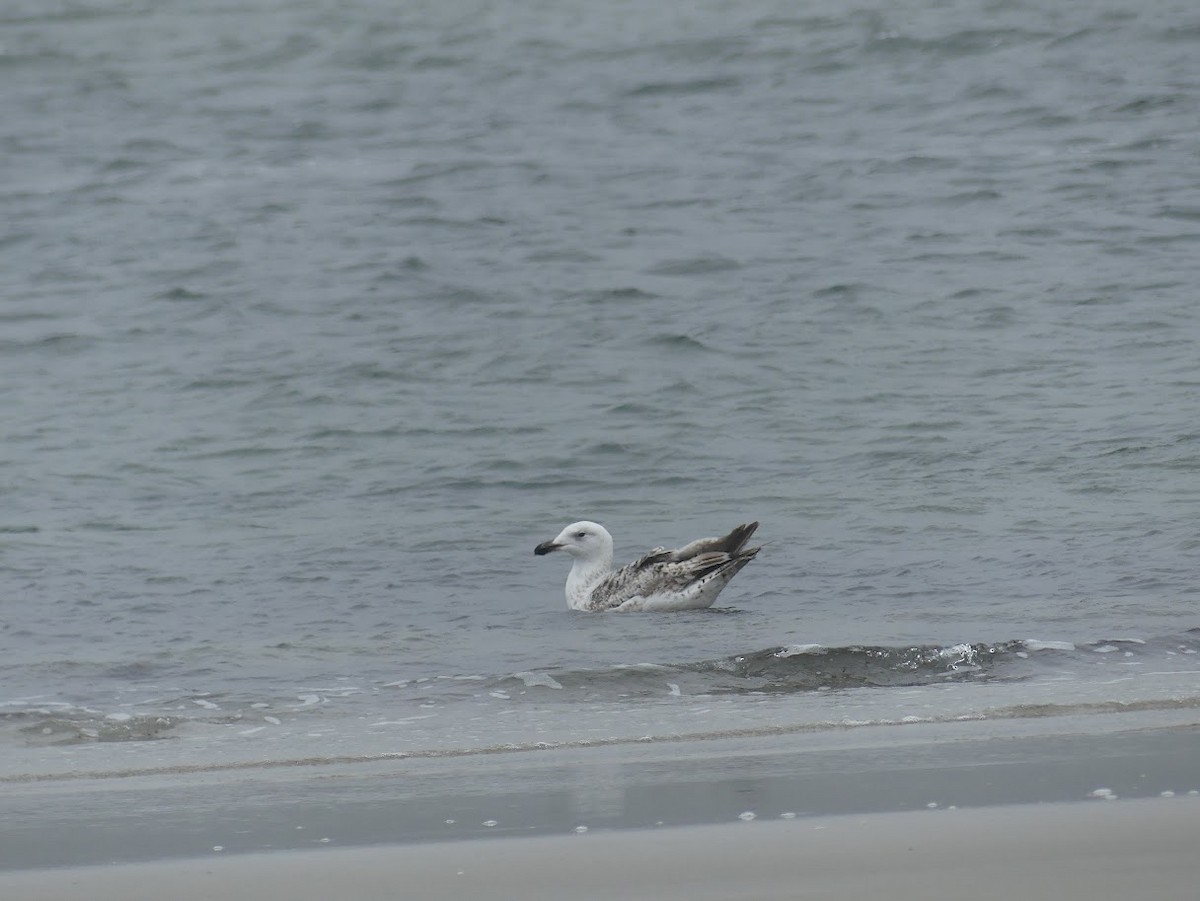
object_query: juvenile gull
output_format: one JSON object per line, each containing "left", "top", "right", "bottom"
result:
{"left": 534, "top": 521, "right": 760, "bottom": 611}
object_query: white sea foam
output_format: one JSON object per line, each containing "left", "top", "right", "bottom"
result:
{"left": 513, "top": 672, "right": 563, "bottom": 689}
{"left": 1023, "top": 640, "right": 1076, "bottom": 652}
{"left": 774, "top": 644, "right": 826, "bottom": 658}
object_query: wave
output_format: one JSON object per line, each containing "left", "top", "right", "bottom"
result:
{"left": 9, "top": 711, "right": 182, "bottom": 746}
{"left": 3, "top": 631, "right": 1195, "bottom": 750}
{"left": 492, "top": 630, "right": 1199, "bottom": 698}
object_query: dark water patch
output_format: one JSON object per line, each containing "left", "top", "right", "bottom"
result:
{"left": 1086, "top": 157, "right": 1153, "bottom": 175}
{"left": 412, "top": 54, "right": 469, "bottom": 71}
{"left": 379, "top": 195, "right": 439, "bottom": 212}
{"left": 997, "top": 226, "right": 1060, "bottom": 240}
{"left": 74, "top": 520, "right": 157, "bottom": 533}
{"left": 625, "top": 76, "right": 741, "bottom": 98}
{"left": 0, "top": 2, "right": 154, "bottom": 26}
{"left": 633, "top": 196, "right": 718, "bottom": 211}
{"left": 934, "top": 189, "right": 1002, "bottom": 206}
{"left": 0, "top": 332, "right": 95, "bottom": 354}
{"left": 178, "top": 375, "right": 261, "bottom": 391}
{"left": 1045, "top": 28, "right": 1100, "bottom": 49}
{"left": 811, "top": 282, "right": 870, "bottom": 300}
{"left": 654, "top": 36, "right": 753, "bottom": 62}
{"left": 383, "top": 161, "right": 491, "bottom": 187}
{"left": 578, "top": 287, "right": 660, "bottom": 306}
{"left": 100, "top": 156, "right": 156, "bottom": 175}
{"left": 1158, "top": 206, "right": 1200, "bottom": 222}
{"left": 646, "top": 474, "right": 703, "bottom": 488}
{"left": 305, "top": 426, "right": 402, "bottom": 442}
{"left": 597, "top": 402, "right": 663, "bottom": 426}
{"left": 0, "top": 231, "right": 34, "bottom": 251}
{"left": 871, "top": 155, "right": 955, "bottom": 174}
{"left": 330, "top": 362, "right": 424, "bottom": 384}
{"left": 1136, "top": 232, "right": 1200, "bottom": 248}
{"left": 156, "top": 286, "right": 208, "bottom": 301}
{"left": 644, "top": 333, "right": 709, "bottom": 352}
{"left": 525, "top": 248, "right": 602, "bottom": 264}
{"left": 864, "top": 27, "right": 1051, "bottom": 59}
{"left": 181, "top": 445, "right": 292, "bottom": 462}
{"left": 1111, "top": 95, "right": 1185, "bottom": 116}
{"left": 578, "top": 442, "right": 635, "bottom": 456}
{"left": 333, "top": 41, "right": 419, "bottom": 71}
{"left": 1162, "top": 23, "right": 1200, "bottom": 41}
{"left": 645, "top": 256, "right": 741, "bottom": 276}
{"left": 0, "top": 308, "right": 56, "bottom": 326}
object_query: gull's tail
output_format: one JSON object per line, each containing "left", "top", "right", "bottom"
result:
{"left": 721, "top": 521, "right": 759, "bottom": 555}
{"left": 668, "top": 521, "right": 760, "bottom": 562}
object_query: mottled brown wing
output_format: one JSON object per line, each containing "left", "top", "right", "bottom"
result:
{"left": 585, "top": 552, "right": 735, "bottom": 611}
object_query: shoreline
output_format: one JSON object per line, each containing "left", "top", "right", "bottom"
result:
{"left": 2, "top": 715, "right": 1197, "bottom": 873}
{"left": 2, "top": 797, "right": 1197, "bottom": 901}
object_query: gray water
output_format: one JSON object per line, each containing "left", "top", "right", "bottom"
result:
{"left": 2, "top": 0, "right": 1199, "bottom": 777}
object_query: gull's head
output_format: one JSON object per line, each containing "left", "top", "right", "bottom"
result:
{"left": 534, "top": 521, "right": 612, "bottom": 561}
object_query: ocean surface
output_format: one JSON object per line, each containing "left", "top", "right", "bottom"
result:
{"left": 2, "top": 0, "right": 1199, "bottom": 784}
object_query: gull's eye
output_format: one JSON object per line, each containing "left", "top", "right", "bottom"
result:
{"left": 575, "top": 531, "right": 587, "bottom": 539}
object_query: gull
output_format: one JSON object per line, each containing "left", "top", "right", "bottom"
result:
{"left": 534, "top": 521, "right": 760, "bottom": 611}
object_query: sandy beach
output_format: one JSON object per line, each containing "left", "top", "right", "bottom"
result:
{"left": 2, "top": 796, "right": 1197, "bottom": 901}
{"left": 3, "top": 716, "right": 1199, "bottom": 900}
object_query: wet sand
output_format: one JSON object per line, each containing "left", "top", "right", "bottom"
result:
{"left": 2, "top": 797, "right": 1197, "bottom": 901}
{"left": 3, "top": 716, "right": 1198, "bottom": 898}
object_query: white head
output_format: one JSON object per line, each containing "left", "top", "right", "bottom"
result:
{"left": 534, "top": 521, "right": 613, "bottom": 563}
